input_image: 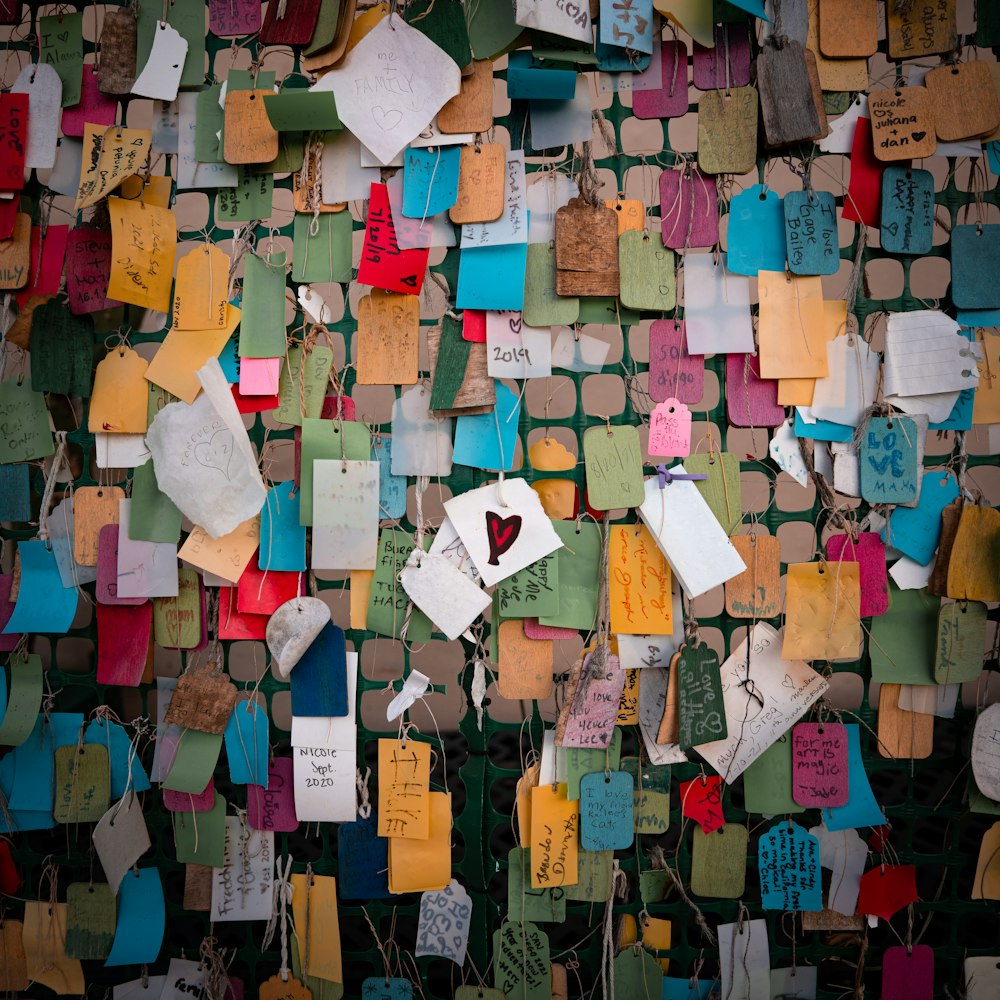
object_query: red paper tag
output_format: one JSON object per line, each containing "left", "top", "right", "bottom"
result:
{"left": 61, "top": 65, "right": 117, "bottom": 138}
{"left": 0, "top": 575, "right": 21, "bottom": 652}
{"left": 0, "top": 840, "right": 21, "bottom": 896}
{"left": 248, "top": 757, "right": 299, "bottom": 832}
{"left": 96, "top": 602, "right": 153, "bottom": 686}
{"left": 260, "top": 0, "right": 321, "bottom": 44}
{"left": 659, "top": 168, "right": 719, "bottom": 250}
{"left": 649, "top": 320, "right": 704, "bottom": 404}
{"left": 65, "top": 225, "right": 122, "bottom": 315}
{"left": 0, "top": 92, "right": 28, "bottom": 191}
{"left": 17, "top": 224, "right": 69, "bottom": 307}
{"left": 868, "top": 825, "right": 892, "bottom": 852}
{"left": 857, "top": 864, "right": 918, "bottom": 920}
{"left": 463, "top": 309, "right": 487, "bottom": 343}
{"left": 232, "top": 384, "right": 280, "bottom": 414}
{"left": 218, "top": 586, "right": 269, "bottom": 640}
{"left": 842, "top": 118, "right": 883, "bottom": 228}
{"left": 236, "top": 563, "right": 303, "bottom": 616}
{"left": 725, "top": 353, "right": 786, "bottom": 429}
{"left": 680, "top": 775, "right": 725, "bottom": 834}
{"left": 882, "top": 945, "right": 933, "bottom": 1000}
{"left": 163, "top": 777, "right": 216, "bottom": 812}
{"left": 357, "top": 183, "right": 429, "bottom": 295}
{"left": 524, "top": 619, "right": 578, "bottom": 640}
{"left": 320, "top": 395, "right": 356, "bottom": 421}
{"left": 826, "top": 532, "right": 889, "bottom": 617}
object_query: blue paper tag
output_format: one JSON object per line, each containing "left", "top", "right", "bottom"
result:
{"left": 881, "top": 166, "right": 934, "bottom": 255}
{"left": 599, "top": 0, "right": 654, "bottom": 54}
{"left": 758, "top": 821, "right": 822, "bottom": 912}
{"left": 794, "top": 410, "right": 853, "bottom": 442}
{"left": 0, "top": 464, "right": 30, "bottom": 521}
{"left": 0, "top": 741, "right": 55, "bottom": 832}
{"left": 338, "top": 813, "right": 390, "bottom": 900}
{"left": 402, "top": 146, "right": 461, "bottom": 219}
{"left": 784, "top": 190, "right": 839, "bottom": 275}
{"left": 822, "top": 724, "right": 886, "bottom": 832}
{"left": 506, "top": 52, "right": 577, "bottom": 101}
{"left": 374, "top": 437, "right": 407, "bottom": 520}
{"left": 951, "top": 224, "right": 1000, "bottom": 309}
{"left": 727, "top": 186, "right": 786, "bottom": 276}
{"left": 860, "top": 416, "right": 919, "bottom": 505}
{"left": 580, "top": 771, "right": 634, "bottom": 851}
{"left": 361, "top": 979, "right": 414, "bottom": 1000}
{"left": 958, "top": 308, "right": 1000, "bottom": 327}
{"left": 453, "top": 382, "right": 521, "bottom": 471}
{"left": 290, "top": 620, "right": 349, "bottom": 718}
{"left": 105, "top": 868, "right": 166, "bottom": 967}
{"left": 9, "top": 712, "right": 84, "bottom": 812}
{"left": 882, "top": 469, "right": 959, "bottom": 565}
{"left": 3, "top": 540, "right": 78, "bottom": 634}
{"left": 457, "top": 236, "right": 530, "bottom": 311}
{"left": 224, "top": 699, "right": 269, "bottom": 786}
{"left": 727, "top": 0, "right": 769, "bottom": 18}
{"left": 987, "top": 140, "right": 1000, "bottom": 176}
{"left": 260, "top": 481, "right": 307, "bottom": 571}
{"left": 85, "top": 718, "right": 151, "bottom": 798}
{"left": 930, "top": 387, "right": 974, "bottom": 431}
{"left": 663, "top": 977, "right": 717, "bottom": 1000}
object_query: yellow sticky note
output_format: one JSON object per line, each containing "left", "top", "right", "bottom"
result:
{"left": 107, "top": 196, "right": 177, "bottom": 313}
{"left": 782, "top": 562, "right": 861, "bottom": 661}
{"left": 178, "top": 516, "right": 261, "bottom": 583}
{"left": 290, "top": 873, "right": 343, "bottom": 984}
{"left": 172, "top": 244, "right": 230, "bottom": 331}
{"left": 758, "top": 272, "right": 830, "bottom": 381}
{"left": 530, "top": 784, "right": 579, "bottom": 889}
{"left": 609, "top": 525, "right": 673, "bottom": 635}
{"left": 377, "top": 738, "right": 431, "bottom": 839}
{"left": 778, "top": 300, "right": 847, "bottom": 406}
{"left": 76, "top": 124, "right": 152, "bottom": 210}
{"left": 387, "top": 791, "right": 452, "bottom": 893}
{"left": 88, "top": 347, "right": 149, "bottom": 434}
{"left": 350, "top": 570, "right": 374, "bottom": 629}
{"left": 145, "top": 304, "right": 241, "bottom": 404}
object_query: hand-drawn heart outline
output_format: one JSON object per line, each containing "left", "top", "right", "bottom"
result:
{"left": 193, "top": 429, "right": 235, "bottom": 480}
{"left": 371, "top": 105, "right": 404, "bottom": 132}
{"left": 485, "top": 511, "right": 522, "bottom": 566}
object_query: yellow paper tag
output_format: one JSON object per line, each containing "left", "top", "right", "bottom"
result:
{"left": 972, "top": 821, "right": 1000, "bottom": 900}
{"left": 76, "top": 124, "right": 152, "bottom": 210}
{"left": 88, "top": 347, "right": 149, "bottom": 434}
{"left": 377, "top": 738, "right": 431, "bottom": 839}
{"left": 758, "top": 272, "right": 829, "bottom": 381}
{"left": 609, "top": 525, "right": 673, "bottom": 635}
{"left": 107, "top": 196, "right": 177, "bottom": 313}
{"left": 350, "top": 570, "right": 374, "bottom": 629}
{"left": 172, "top": 244, "right": 230, "bottom": 331}
{"left": 22, "top": 902, "right": 85, "bottom": 995}
{"left": 516, "top": 760, "right": 540, "bottom": 848}
{"left": 782, "top": 562, "right": 861, "bottom": 661}
{"left": 778, "top": 300, "right": 846, "bottom": 406}
{"left": 290, "top": 873, "right": 343, "bottom": 984}
{"left": 387, "top": 790, "right": 452, "bottom": 893}
{"left": 177, "top": 516, "right": 261, "bottom": 583}
{"left": 529, "top": 784, "right": 579, "bottom": 889}
{"left": 118, "top": 174, "right": 173, "bottom": 207}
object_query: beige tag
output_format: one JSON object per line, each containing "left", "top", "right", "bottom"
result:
{"left": 888, "top": 0, "right": 957, "bottom": 59}
{"left": 515, "top": 760, "right": 540, "bottom": 847}
{"left": 926, "top": 62, "right": 1000, "bottom": 142}
{"left": 0, "top": 919, "right": 28, "bottom": 990}
{"left": 183, "top": 863, "right": 214, "bottom": 911}
{"left": 437, "top": 59, "right": 494, "bottom": 134}
{"left": 224, "top": 90, "right": 280, "bottom": 164}
{"left": 697, "top": 88, "right": 757, "bottom": 176}
{"left": 449, "top": 144, "right": 505, "bottom": 224}
{"left": 818, "top": 0, "right": 877, "bottom": 57}
{"left": 656, "top": 649, "right": 682, "bottom": 745}
{"left": 554, "top": 197, "right": 619, "bottom": 297}
{"left": 357, "top": 289, "right": 419, "bottom": 385}
{"left": 260, "top": 975, "right": 314, "bottom": 1000}
{"left": 5, "top": 293, "right": 52, "bottom": 350}
{"left": 806, "top": 2, "right": 868, "bottom": 92}
{"left": 802, "top": 907, "right": 865, "bottom": 931}
{"left": 869, "top": 87, "right": 937, "bottom": 161}
{"left": 616, "top": 668, "right": 639, "bottom": 725}
{"left": 946, "top": 505, "right": 1000, "bottom": 602}
{"left": 23, "top": 903, "right": 84, "bottom": 995}
{"left": 877, "top": 683, "right": 932, "bottom": 760}
{"left": 164, "top": 665, "right": 239, "bottom": 734}
{"left": 498, "top": 619, "right": 554, "bottom": 700}
{"left": 173, "top": 244, "right": 230, "bottom": 330}
{"left": 725, "top": 534, "right": 781, "bottom": 619}
{"left": 73, "top": 486, "right": 126, "bottom": 566}
{"left": 0, "top": 214, "right": 30, "bottom": 290}
{"left": 88, "top": 347, "right": 149, "bottom": 434}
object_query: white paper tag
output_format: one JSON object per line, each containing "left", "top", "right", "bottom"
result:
{"left": 298, "top": 285, "right": 334, "bottom": 325}
{"left": 114, "top": 977, "right": 168, "bottom": 998}
{"left": 810, "top": 336, "right": 881, "bottom": 427}
{"left": 312, "top": 18, "right": 461, "bottom": 165}
{"left": 152, "top": 99, "right": 179, "bottom": 155}
{"left": 132, "top": 22, "right": 189, "bottom": 102}
{"left": 694, "top": 622, "right": 829, "bottom": 783}
{"left": 291, "top": 652, "right": 358, "bottom": 749}
{"left": 683, "top": 253, "right": 755, "bottom": 355}
{"left": 311, "top": 460, "right": 380, "bottom": 570}
{"left": 116, "top": 499, "right": 179, "bottom": 598}
{"left": 527, "top": 173, "right": 577, "bottom": 244}
{"left": 415, "top": 879, "right": 472, "bottom": 964}
{"left": 638, "top": 471, "right": 746, "bottom": 598}
{"left": 770, "top": 419, "right": 810, "bottom": 487}
{"left": 831, "top": 441, "right": 860, "bottom": 497}
{"left": 462, "top": 151, "right": 528, "bottom": 248}
{"left": 718, "top": 919, "right": 770, "bottom": 1000}
{"left": 390, "top": 386, "right": 454, "bottom": 477}
{"left": 427, "top": 516, "right": 481, "bottom": 583}
{"left": 387, "top": 172, "right": 457, "bottom": 251}
{"left": 159, "top": 959, "right": 204, "bottom": 1000}
{"left": 211, "top": 817, "right": 275, "bottom": 922}
{"left": 516, "top": 0, "right": 591, "bottom": 42}
{"left": 486, "top": 311, "right": 552, "bottom": 379}
{"left": 818, "top": 94, "right": 868, "bottom": 154}
{"left": 93, "top": 793, "right": 151, "bottom": 894}
{"left": 551, "top": 328, "right": 611, "bottom": 373}
{"left": 538, "top": 730, "right": 567, "bottom": 785}
{"left": 95, "top": 433, "right": 151, "bottom": 470}
{"left": 888, "top": 555, "right": 935, "bottom": 590}
{"left": 293, "top": 744, "right": 357, "bottom": 822}
{"left": 637, "top": 666, "right": 688, "bottom": 766}
{"left": 47, "top": 138, "right": 84, "bottom": 197}
{"left": 810, "top": 823, "right": 866, "bottom": 915}
{"left": 529, "top": 76, "right": 594, "bottom": 148}
{"left": 400, "top": 551, "right": 491, "bottom": 641}
{"left": 386, "top": 668, "right": 431, "bottom": 722}
{"left": 12, "top": 64, "right": 62, "bottom": 170}
{"left": 176, "top": 92, "right": 237, "bottom": 190}
{"left": 443, "top": 478, "right": 563, "bottom": 588}
{"left": 965, "top": 956, "right": 1000, "bottom": 1000}
{"left": 321, "top": 130, "right": 381, "bottom": 204}
{"left": 972, "top": 703, "right": 1000, "bottom": 802}
{"left": 898, "top": 683, "right": 960, "bottom": 718}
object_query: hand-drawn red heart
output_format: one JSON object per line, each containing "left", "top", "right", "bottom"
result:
{"left": 485, "top": 511, "right": 522, "bottom": 566}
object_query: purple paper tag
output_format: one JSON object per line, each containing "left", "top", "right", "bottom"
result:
{"left": 692, "top": 24, "right": 751, "bottom": 90}
{"left": 633, "top": 40, "right": 689, "bottom": 120}
{"left": 247, "top": 757, "right": 299, "bottom": 832}
{"left": 96, "top": 525, "right": 146, "bottom": 606}
{"left": 659, "top": 168, "right": 719, "bottom": 250}
{"left": 163, "top": 777, "right": 216, "bottom": 813}
{"left": 725, "top": 353, "right": 786, "bottom": 428}
{"left": 649, "top": 320, "right": 704, "bottom": 404}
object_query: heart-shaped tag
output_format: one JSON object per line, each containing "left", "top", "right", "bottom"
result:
{"left": 485, "top": 510, "right": 522, "bottom": 566}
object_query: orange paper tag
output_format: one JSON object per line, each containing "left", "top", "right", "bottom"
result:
{"left": 387, "top": 790, "right": 453, "bottom": 893}
{"left": 88, "top": 347, "right": 150, "bottom": 433}
{"left": 529, "top": 784, "right": 579, "bottom": 889}
{"left": 782, "top": 562, "right": 861, "bottom": 661}
{"left": 609, "top": 524, "right": 673, "bottom": 635}
{"left": 290, "top": 873, "right": 343, "bottom": 983}
{"left": 377, "top": 738, "right": 431, "bottom": 839}
{"left": 172, "top": 244, "right": 230, "bottom": 330}
{"left": 177, "top": 516, "right": 261, "bottom": 583}
{"left": 107, "top": 196, "right": 177, "bottom": 313}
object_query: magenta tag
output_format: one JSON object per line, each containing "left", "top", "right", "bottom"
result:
{"left": 96, "top": 603, "right": 151, "bottom": 686}
{"left": 882, "top": 945, "right": 933, "bottom": 1000}
{"left": 826, "top": 532, "right": 889, "bottom": 617}
{"left": 633, "top": 40, "right": 688, "bottom": 120}
{"left": 524, "top": 619, "right": 577, "bottom": 640}
{"left": 163, "top": 777, "right": 216, "bottom": 813}
{"left": 659, "top": 168, "right": 719, "bottom": 250}
{"left": 561, "top": 652, "right": 626, "bottom": 749}
{"left": 725, "top": 353, "right": 786, "bottom": 428}
{"left": 97, "top": 525, "right": 146, "bottom": 606}
{"left": 209, "top": 0, "right": 261, "bottom": 36}
{"left": 692, "top": 24, "right": 751, "bottom": 90}
{"left": 0, "top": 575, "right": 20, "bottom": 652}
{"left": 649, "top": 320, "right": 704, "bottom": 404}
{"left": 66, "top": 226, "right": 121, "bottom": 315}
{"left": 61, "top": 66, "right": 117, "bottom": 138}
{"left": 791, "top": 722, "right": 850, "bottom": 808}
{"left": 247, "top": 757, "right": 299, "bottom": 832}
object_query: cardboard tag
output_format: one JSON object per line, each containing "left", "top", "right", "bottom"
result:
{"left": 818, "top": 0, "right": 876, "bottom": 56}
{"left": 758, "top": 271, "right": 829, "bottom": 380}
{"left": 93, "top": 793, "right": 151, "bottom": 894}
{"left": 0, "top": 214, "right": 29, "bottom": 290}
{"left": 0, "top": 93, "right": 27, "bottom": 190}
{"left": 725, "top": 534, "right": 781, "bottom": 618}
{"left": 579, "top": 771, "right": 633, "bottom": 851}
{"left": 869, "top": 87, "right": 937, "bottom": 161}
{"left": 618, "top": 232, "right": 675, "bottom": 312}
{"left": 758, "top": 821, "right": 822, "bottom": 911}
{"left": 791, "top": 722, "right": 849, "bottom": 808}
{"left": 172, "top": 245, "right": 229, "bottom": 332}
{"left": 859, "top": 416, "right": 920, "bottom": 505}
{"left": 522, "top": 244, "right": 578, "bottom": 328}
{"left": 926, "top": 61, "right": 1000, "bottom": 141}
{"left": 952, "top": 226, "right": 1000, "bottom": 310}
{"left": 293, "top": 744, "right": 356, "bottom": 822}
{"left": 888, "top": 0, "right": 957, "bottom": 58}
{"left": 438, "top": 59, "right": 494, "bottom": 134}
{"left": 934, "top": 600, "right": 987, "bottom": 684}
{"left": 311, "top": 459, "right": 379, "bottom": 570}
{"left": 387, "top": 790, "right": 452, "bottom": 892}
{"left": 11, "top": 64, "right": 61, "bottom": 170}
{"left": 290, "top": 873, "right": 342, "bottom": 983}
{"left": 223, "top": 90, "right": 279, "bottom": 165}
{"left": 366, "top": 529, "right": 432, "bottom": 642}
{"left": 554, "top": 198, "right": 619, "bottom": 297}
{"left": 728, "top": 186, "right": 786, "bottom": 277}
{"left": 497, "top": 620, "right": 554, "bottom": 699}
{"left": 400, "top": 550, "right": 490, "bottom": 641}
{"left": 209, "top": 0, "right": 260, "bottom": 35}
{"left": 356, "top": 289, "right": 419, "bottom": 385}
{"left": 338, "top": 814, "right": 388, "bottom": 900}
{"left": 39, "top": 12, "right": 82, "bottom": 107}
{"left": 676, "top": 642, "right": 726, "bottom": 749}
{"left": 415, "top": 879, "right": 472, "bottom": 964}
{"left": 65, "top": 225, "right": 121, "bottom": 315}
{"left": 783, "top": 561, "right": 861, "bottom": 661}
{"left": 132, "top": 22, "right": 188, "bottom": 101}
{"left": 248, "top": 758, "right": 298, "bottom": 833}
{"left": 697, "top": 87, "right": 758, "bottom": 176}
{"left": 224, "top": 698, "right": 269, "bottom": 785}
{"left": 493, "top": 921, "right": 550, "bottom": 999}
{"left": 74, "top": 486, "right": 125, "bottom": 567}
{"left": 447, "top": 143, "right": 506, "bottom": 225}
{"left": 690, "top": 823, "right": 747, "bottom": 898}
{"left": 97, "top": 9, "right": 137, "bottom": 96}
{"left": 583, "top": 425, "right": 645, "bottom": 511}
{"left": 659, "top": 167, "right": 717, "bottom": 250}
{"left": 164, "top": 665, "right": 238, "bottom": 734}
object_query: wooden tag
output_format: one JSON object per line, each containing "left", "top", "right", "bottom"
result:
{"left": 656, "top": 650, "right": 681, "bottom": 746}
{"left": 888, "top": 0, "right": 957, "bottom": 59}
{"left": 0, "top": 919, "right": 28, "bottom": 990}
{"left": 934, "top": 600, "right": 987, "bottom": 684}
{"left": 676, "top": 642, "right": 727, "bottom": 749}
{"left": 618, "top": 232, "right": 675, "bottom": 312}
{"left": 449, "top": 144, "right": 505, "bottom": 224}
{"left": 690, "top": 823, "right": 747, "bottom": 898}
{"left": 757, "top": 40, "right": 822, "bottom": 147}
{"left": 64, "top": 883, "right": 116, "bottom": 960}
{"left": 818, "top": 0, "right": 877, "bottom": 57}
{"left": 0, "top": 214, "right": 30, "bottom": 290}
{"left": 53, "top": 744, "right": 111, "bottom": 823}
{"left": 97, "top": 8, "right": 137, "bottom": 96}
{"left": 74, "top": 486, "right": 125, "bottom": 566}
{"left": 554, "top": 197, "right": 619, "bottom": 297}
{"left": 869, "top": 87, "right": 937, "bottom": 161}
{"left": 224, "top": 90, "right": 280, "bottom": 165}
{"left": 725, "top": 534, "right": 781, "bottom": 618}
{"left": 357, "top": 290, "right": 419, "bottom": 385}
{"left": 302, "top": 0, "right": 358, "bottom": 71}
{"left": 498, "top": 620, "right": 554, "bottom": 699}
{"left": 172, "top": 244, "right": 229, "bottom": 330}
{"left": 927, "top": 500, "right": 962, "bottom": 598}
{"left": 878, "top": 683, "right": 932, "bottom": 759}
{"left": 697, "top": 87, "right": 757, "bottom": 176}
{"left": 616, "top": 668, "right": 639, "bottom": 725}
{"left": 438, "top": 59, "right": 493, "bottom": 134}
{"left": 164, "top": 665, "right": 239, "bottom": 734}
{"left": 427, "top": 317, "right": 495, "bottom": 415}
{"left": 946, "top": 505, "right": 1000, "bottom": 602}
{"left": 925, "top": 62, "right": 1000, "bottom": 142}
{"left": 89, "top": 347, "right": 149, "bottom": 434}
{"left": 260, "top": 976, "right": 313, "bottom": 1000}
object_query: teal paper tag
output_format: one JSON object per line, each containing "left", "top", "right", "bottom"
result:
{"left": 727, "top": 185, "right": 786, "bottom": 276}
{"left": 784, "top": 190, "right": 839, "bottom": 275}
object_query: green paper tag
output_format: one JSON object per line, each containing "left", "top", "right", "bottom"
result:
{"left": 407, "top": 0, "right": 472, "bottom": 67}
{"left": 264, "top": 91, "right": 341, "bottom": 131}
{"left": 136, "top": 0, "right": 205, "bottom": 89}
{"left": 870, "top": 584, "right": 937, "bottom": 684}
{"left": 564, "top": 849, "right": 612, "bottom": 902}
{"left": 684, "top": 453, "right": 743, "bottom": 535}
{"left": 497, "top": 554, "right": 560, "bottom": 619}
{"left": 163, "top": 728, "right": 224, "bottom": 794}
{"left": 676, "top": 642, "right": 727, "bottom": 749}
{"left": 466, "top": 0, "right": 524, "bottom": 60}
{"left": 583, "top": 426, "right": 644, "bottom": 511}
{"left": 53, "top": 743, "right": 110, "bottom": 823}
{"left": 507, "top": 847, "right": 566, "bottom": 924}
{"left": 303, "top": 0, "right": 342, "bottom": 56}
{"left": 613, "top": 947, "right": 663, "bottom": 998}
{"left": 239, "top": 252, "right": 288, "bottom": 359}
{"left": 40, "top": 13, "right": 83, "bottom": 107}
{"left": 537, "top": 520, "right": 600, "bottom": 630}
{"left": 493, "top": 921, "right": 551, "bottom": 1000}
{"left": 639, "top": 869, "right": 669, "bottom": 904}
{"left": 742, "top": 735, "right": 804, "bottom": 815}
{"left": 196, "top": 85, "right": 226, "bottom": 163}
{"left": 566, "top": 729, "right": 622, "bottom": 800}
{"left": 0, "top": 380, "right": 53, "bottom": 464}
{"left": 292, "top": 211, "right": 353, "bottom": 283}
{"left": 154, "top": 567, "right": 202, "bottom": 649}
{"left": 622, "top": 756, "right": 671, "bottom": 834}
{"left": 298, "top": 417, "right": 371, "bottom": 524}
{"left": 217, "top": 168, "right": 274, "bottom": 223}
{"left": 366, "top": 529, "right": 433, "bottom": 643}
{"left": 0, "top": 655, "right": 44, "bottom": 746}
{"left": 30, "top": 300, "right": 94, "bottom": 398}
{"left": 430, "top": 314, "right": 475, "bottom": 411}
{"left": 173, "top": 793, "right": 228, "bottom": 866}
{"left": 276, "top": 346, "right": 335, "bottom": 426}
{"left": 690, "top": 823, "right": 748, "bottom": 898}
{"left": 65, "top": 883, "right": 116, "bottom": 960}
{"left": 934, "top": 600, "right": 988, "bottom": 684}
{"left": 618, "top": 232, "right": 676, "bottom": 313}
{"left": 576, "top": 297, "right": 640, "bottom": 326}
{"left": 523, "top": 243, "right": 580, "bottom": 329}
{"left": 129, "top": 460, "right": 182, "bottom": 543}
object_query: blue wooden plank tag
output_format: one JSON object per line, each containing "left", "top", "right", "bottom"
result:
{"left": 860, "top": 415, "right": 919, "bottom": 505}
{"left": 579, "top": 770, "right": 634, "bottom": 851}
{"left": 758, "top": 821, "right": 822, "bottom": 911}
{"left": 224, "top": 699, "right": 269, "bottom": 786}
{"left": 290, "top": 620, "right": 348, "bottom": 717}
{"left": 338, "top": 813, "right": 390, "bottom": 899}
{"left": 402, "top": 145, "right": 461, "bottom": 219}
{"left": 883, "top": 470, "right": 959, "bottom": 565}
{"left": 951, "top": 224, "right": 1000, "bottom": 309}
{"left": 260, "top": 480, "right": 307, "bottom": 571}
{"left": 881, "top": 166, "right": 934, "bottom": 255}
{"left": 783, "top": 190, "right": 839, "bottom": 275}
{"left": 727, "top": 185, "right": 786, "bottom": 276}
{"left": 373, "top": 437, "right": 407, "bottom": 520}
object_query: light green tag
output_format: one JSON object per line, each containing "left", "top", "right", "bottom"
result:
{"left": 154, "top": 568, "right": 202, "bottom": 649}
{"left": 576, "top": 298, "right": 640, "bottom": 326}
{"left": 129, "top": 460, "right": 182, "bottom": 543}
{"left": 622, "top": 756, "right": 671, "bottom": 834}
{"left": 970, "top": 771, "right": 1000, "bottom": 816}
{"left": 742, "top": 735, "right": 804, "bottom": 815}
{"left": 136, "top": 0, "right": 205, "bottom": 89}
{"left": 496, "top": 554, "right": 560, "bottom": 619}
{"left": 239, "top": 252, "right": 288, "bottom": 359}
{"left": 276, "top": 346, "right": 335, "bottom": 426}
{"left": 366, "top": 529, "right": 432, "bottom": 643}
{"left": 0, "top": 380, "right": 53, "bottom": 464}
{"left": 466, "top": 0, "right": 524, "bottom": 60}
{"left": 264, "top": 91, "right": 341, "bottom": 131}
{"left": 173, "top": 793, "right": 227, "bottom": 866}
{"left": 690, "top": 823, "right": 748, "bottom": 898}
{"left": 639, "top": 869, "right": 669, "bottom": 904}
{"left": 292, "top": 211, "right": 353, "bottom": 283}
{"left": 196, "top": 85, "right": 226, "bottom": 163}
{"left": 618, "top": 232, "right": 676, "bottom": 313}
{"left": 216, "top": 168, "right": 274, "bottom": 224}
{"left": 934, "top": 600, "right": 988, "bottom": 684}
{"left": 538, "top": 519, "right": 600, "bottom": 631}
{"left": 613, "top": 947, "right": 663, "bottom": 998}
{"left": 683, "top": 453, "right": 743, "bottom": 535}
{"left": 303, "top": 0, "right": 342, "bottom": 56}
{"left": 53, "top": 744, "right": 110, "bottom": 823}
{"left": 582, "top": 426, "right": 645, "bottom": 511}
{"left": 298, "top": 417, "right": 371, "bottom": 524}
{"left": 493, "top": 921, "right": 551, "bottom": 1000}
{"left": 0, "top": 654, "right": 44, "bottom": 746}
{"left": 40, "top": 13, "right": 83, "bottom": 107}
{"left": 564, "top": 849, "right": 612, "bottom": 902}
{"left": 566, "top": 729, "right": 622, "bottom": 800}
{"left": 507, "top": 847, "right": 566, "bottom": 924}
{"left": 870, "top": 584, "right": 937, "bottom": 684}
{"left": 65, "top": 883, "right": 116, "bottom": 960}
{"left": 523, "top": 244, "right": 579, "bottom": 327}
{"left": 162, "top": 729, "right": 223, "bottom": 794}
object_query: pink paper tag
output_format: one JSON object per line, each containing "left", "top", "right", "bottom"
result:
{"left": 209, "top": 0, "right": 261, "bottom": 36}
{"left": 236, "top": 563, "right": 303, "bottom": 616}
{"left": 692, "top": 24, "right": 751, "bottom": 90}
{"left": 648, "top": 399, "right": 692, "bottom": 458}
{"left": 463, "top": 310, "right": 487, "bottom": 343}
{"left": 791, "top": 722, "right": 850, "bottom": 808}
{"left": 61, "top": 66, "right": 117, "bottom": 137}
{"left": 659, "top": 168, "right": 719, "bottom": 250}
{"left": 65, "top": 226, "right": 122, "bottom": 315}
{"left": 633, "top": 40, "right": 688, "bottom": 120}
{"left": 218, "top": 586, "right": 268, "bottom": 640}
{"left": 96, "top": 602, "right": 151, "bottom": 686}
{"left": 561, "top": 651, "right": 626, "bottom": 748}
{"left": 524, "top": 619, "right": 577, "bottom": 640}
{"left": 239, "top": 357, "right": 282, "bottom": 396}
{"left": 725, "top": 353, "right": 786, "bottom": 428}
{"left": 826, "top": 532, "right": 889, "bottom": 617}
{"left": 0, "top": 575, "right": 20, "bottom": 652}
{"left": 97, "top": 525, "right": 146, "bottom": 606}
{"left": 247, "top": 757, "right": 299, "bottom": 832}
{"left": 163, "top": 776, "right": 216, "bottom": 813}
{"left": 882, "top": 945, "right": 933, "bottom": 1000}
{"left": 649, "top": 320, "right": 704, "bottom": 404}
